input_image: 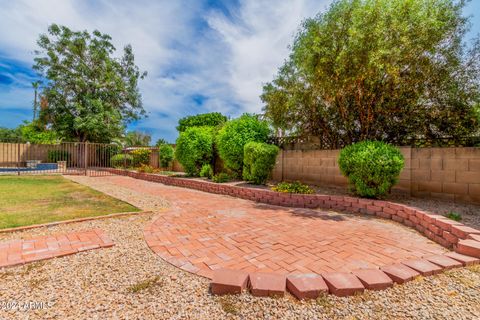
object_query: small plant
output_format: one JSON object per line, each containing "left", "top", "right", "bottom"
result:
{"left": 212, "top": 172, "right": 230, "bottom": 183}
{"left": 243, "top": 142, "right": 279, "bottom": 185}
{"left": 47, "top": 149, "right": 70, "bottom": 163}
{"left": 445, "top": 211, "right": 462, "bottom": 221}
{"left": 199, "top": 164, "right": 214, "bottom": 179}
{"left": 338, "top": 141, "right": 404, "bottom": 198}
{"left": 158, "top": 144, "right": 174, "bottom": 168}
{"left": 315, "top": 293, "right": 332, "bottom": 310}
{"left": 131, "top": 148, "right": 151, "bottom": 167}
{"left": 110, "top": 153, "right": 133, "bottom": 168}
{"left": 137, "top": 164, "right": 154, "bottom": 173}
{"left": 127, "top": 276, "right": 162, "bottom": 293}
{"left": 272, "top": 181, "right": 314, "bottom": 194}
{"left": 218, "top": 295, "right": 239, "bottom": 315}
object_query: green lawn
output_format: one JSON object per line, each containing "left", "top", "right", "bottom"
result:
{"left": 0, "top": 175, "right": 139, "bottom": 229}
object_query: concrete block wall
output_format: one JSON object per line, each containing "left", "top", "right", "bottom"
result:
{"left": 410, "top": 147, "right": 480, "bottom": 204}
{"left": 271, "top": 147, "right": 480, "bottom": 205}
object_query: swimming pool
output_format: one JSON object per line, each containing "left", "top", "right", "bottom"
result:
{"left": 0, "top": 163, "right": 58, "bottom": 172}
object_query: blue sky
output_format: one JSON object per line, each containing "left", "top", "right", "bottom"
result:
{"left": 0, "top": 0, "right": 479, "bottom": 143}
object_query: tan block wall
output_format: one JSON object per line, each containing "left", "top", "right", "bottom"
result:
{"left": 271, "top": 147, "right": 480, "bottom": 205}
{"left": 411, "top": 147, "right": 480, "bottom": 204}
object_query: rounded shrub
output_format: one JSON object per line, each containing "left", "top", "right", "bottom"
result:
{"left": 110, "top": 153, "right": 133, "bottom": 168}
{"left": 158, "top": 144, "right": 174, "bottom": 168}
{"left": 175, "top": 126, "right": 214, "bottom": 176}
{"left": 216, "top": 114, "right": 270, "bottom": 175}
{"left": 131, "top": 148, "right": 151, "bottom": 167}
{"left": 338, "top": 141, "right": 405, "bottom": 198}
{"left": 242, "top": 142, "right": 279, "bottom": 184}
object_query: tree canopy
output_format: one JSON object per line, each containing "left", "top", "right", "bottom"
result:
{"left": 176, "top": 112, "right": 227, "bottom": 132}
{"left": 262, "top": 0, "right": 480, "bottom": 148}
{"left": 33, "top": 24, "right": 147, "bottom": 143}
{"left": 123, "top": 130, "right": 151, "bottom": 147}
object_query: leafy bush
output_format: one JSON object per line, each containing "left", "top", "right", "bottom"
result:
{"left": 242, "top": 142, "right": 279, "bottom": 184}
{"left": 446, "top": 211, "right": 462, "bottom": 221}
{"left": 131, "top": 148, "right": 151, "bottom": 167}
{"left": 338, "top": 141, "right": 404, "bottom": 198}
{"left": 175, "top": 126, "right": 214, "bottom": 176}
{"left": 272, "top": 181, "right": 314, "bottom": 194}
{"left": 158, "top": 144, "right": 174, "bottom": 168}
{"left": 199, "top": 164, "right": 214, "bottom": 179}
{"left": 177, "top": 112, "right": 227, "bottom": 132}
{"left": 212, "top": 172, "right": 230, "bottom": 183}
{"left": 110, "top": 153, "right": 133, "bottom": 168}
{"left": 137, "top": 164, "right": 155, "bottom": 173}
{"left": 47, "top": 150, "right": 70, "bottom": 162}
{"left": 216, "top": 114, "right": 270, "bottom": 174}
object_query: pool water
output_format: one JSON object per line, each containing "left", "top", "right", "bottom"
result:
{"left": 0, "top": 163, "right": 58, "bottom": 172}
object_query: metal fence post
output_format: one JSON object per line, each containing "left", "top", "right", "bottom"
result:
{"left": 84, "top": 142, "right": 88, "bottom": 176}
{"left": 17, "top": 143, "right": 20, "bottom": 176}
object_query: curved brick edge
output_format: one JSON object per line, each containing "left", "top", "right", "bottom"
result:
{"left": 211, "top": 252, "right": 480, "bottom": 299}
{"left": 110, "top": 169, "right": 480, "bottom": 298}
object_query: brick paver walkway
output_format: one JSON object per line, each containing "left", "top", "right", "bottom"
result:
{"left": 0, "top": 229, "right": 114, "bottom": 268}
{"left": 97, "top": 176, "right": 446, "bottom": 279}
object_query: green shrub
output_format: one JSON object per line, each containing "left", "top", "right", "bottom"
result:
{"left": 242, "top": 142, "right": 279, "bottom": 184}
{"left": 110, "top": 153, "right": 133, "bottom": 168}
{"left": 177, "top": 112, "right": 227, "bottom": 132}
{"left": 158, "top": 144, "right": 174, "bottom": 168}
{"left": 338, "top": 141, "right": 404, "bottom": 198}
{"left": 131, "top": 148, "right": 151, "bottom": 166}
{"left": 199, "top": 164, "right": 214, "bottom": 179}
{"left": 175, "top": 126, "right": 214, "bottom": 176}
{"left": 446, "top": 211, "right": 462, "bottom": 221}
{"left": 272, "top": 181, "right": 314, "bottom": 194}
{"left": 47, "top": 150, "right": 70, "bottom": 162}
{"left": 216, "top": 114, "right": 270, "bottom": 174}
{"left": 212, "top": 172, "right": 230, "bottom": 183}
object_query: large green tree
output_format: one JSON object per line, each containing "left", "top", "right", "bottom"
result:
{"left": 33, "top": 24, "right": 147, "bottom": 142}
{"left": 262, "top": 0, "right": 480, "bottom": 147}
{"left": 176, "top": 112, "right": 227, "bottom": 132}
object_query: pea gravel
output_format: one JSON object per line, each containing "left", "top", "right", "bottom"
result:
{"left": 0, "top": 175, "right": 478, "bottom": 320}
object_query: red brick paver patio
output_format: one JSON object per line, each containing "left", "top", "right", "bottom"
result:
{"left": 0, "top": 228, "right": 114, "bottom": 268}
{"left": 100, "top": 176, "right": 446, "bottom": 279}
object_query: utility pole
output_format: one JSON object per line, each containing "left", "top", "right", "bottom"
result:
{"left": 32, "top": 81, "right": 40, "bottom": 121}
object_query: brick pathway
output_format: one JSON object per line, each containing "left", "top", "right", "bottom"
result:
{"left": 0, "top": 229, "right": 114, "bottom": 268}
{"left": 99, "top": 176, "right": 446, "bottom": 279}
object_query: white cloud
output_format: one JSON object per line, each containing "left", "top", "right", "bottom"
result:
{"left": 0, "top": 0, "right": 331, "bottom": 141}
{"left": 207, "top": 0, "right": 329, "bottom": 112}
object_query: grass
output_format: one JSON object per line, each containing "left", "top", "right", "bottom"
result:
{"left": 0, "top": 175, "right": 139, "bottom": 229}
{"left": 445, "top": 211, "right": 462, "bottom": 221}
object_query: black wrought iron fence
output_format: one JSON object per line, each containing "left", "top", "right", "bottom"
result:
{"left": 268, "top": 135, "right": 480, "bottom": 150}
{"left": 0, "top": 141, "right": 123, "bottom": 177}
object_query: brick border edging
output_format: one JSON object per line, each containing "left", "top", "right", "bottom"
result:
{"left": 109, "top": 169, "right": 480, "bottom": 299}
{"left": 108, "top": 168, "right": 478, "bottom": 251}
{"left": 0, "top": 211, "right": 151, "bottom": 234}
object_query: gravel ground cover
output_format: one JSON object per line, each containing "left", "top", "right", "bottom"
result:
{"left": 0, "top": 176, "right": 479, "bottom": 319}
